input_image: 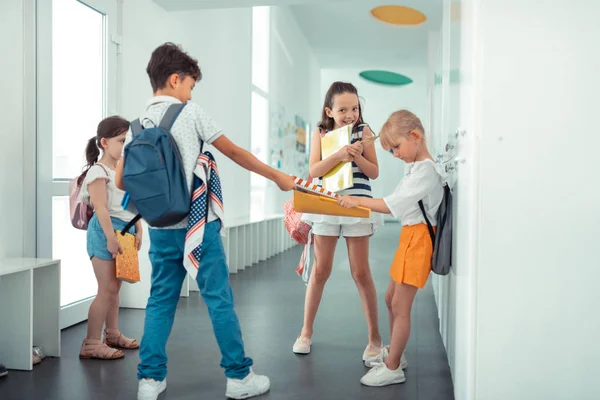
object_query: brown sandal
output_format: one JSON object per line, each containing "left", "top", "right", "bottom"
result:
{"left": 79, "top": 338, "right": 124, "bottom": 360}
{"left": 103, "top": 328, "right": 140, "bottom": 350}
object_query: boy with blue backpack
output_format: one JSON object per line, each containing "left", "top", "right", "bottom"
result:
{"left": 116, "top": 42, "right": 295, "bottom": 400}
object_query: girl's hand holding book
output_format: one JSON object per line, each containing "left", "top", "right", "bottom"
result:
{"left": 135, "top": 232, "right": 142, "bottom": 251}
{"left": 335, "top": 146, "right": 354, "bottom": 163}
{"left": 347, "top": 141, "right": 363, "bottom": 158}
{"left": 135, "top": 222, "right": 143, "bottom": 250}
{"left": 338, "top": 195, "right": 362, "bottom": 209}
{"left": 108, "top": 235, "right": 123, "bottom": 259}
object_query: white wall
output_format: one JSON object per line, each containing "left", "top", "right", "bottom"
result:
{"left": 475, "top": 1, "right": 600, "bottom": 398}
{"left": 121, "top": 1, "right": 253, "bottom": 226}
{"left": 320, "top": 68, "right": 428, "bottom": 214}
{"left": 0, "top": 0, "right": 36, "bottom": 260}
{"left": 168, "top": 7, "right": 254, "bottom": 225}
{"left": 266, "top": 5, "right": 321, "bottom": 214}
{"left": 440, "top": 0, "right": 600, "bottom": 399}
{"left": 432, "top": 0, "right": 478, "bottom": 398}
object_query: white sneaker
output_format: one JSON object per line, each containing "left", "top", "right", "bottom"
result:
{"left": 226, "top": 369, "right": 270, "bottom": 399}
{"left": 360, "top": 362, "right": 406, "bottom": 387}
{"left": 364, "top": 345, "right": 408, "bottom": 369}
{"left": 363, "top": 343, "right": 385, "bottom": 367}
{"left": 387, "top": 345, "right": 409, "bottom": 370}
{"left": 400, "top": 352, "right": 408, "bottom": 370}
{"left": 292, "top": 335, "right": 311, "bottom": 354}
{"left": 137, "top": 378, "right": 167, "bottom": 400}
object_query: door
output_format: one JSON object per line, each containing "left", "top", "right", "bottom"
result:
{"left": 37, "top": 0, "right": 120, "bottom": 329}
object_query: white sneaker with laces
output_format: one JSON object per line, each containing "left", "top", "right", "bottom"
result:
{"left": 360, "top": 362, "right": 406, "bottom": 387}
{"left": 364, "top": 345, "right": 408, "bottom": 369}
{"left": 226, "top": 368, "right": 270, "bottom": 399}
{"left": 137, "top": 378, "right": 167, "bottom": 400}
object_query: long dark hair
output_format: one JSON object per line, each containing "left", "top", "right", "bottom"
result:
{"left": 317, "top": 81, "right": 366, "bottom": 133}
{"left": 77, "top": 116, "right": 130, "bottom": 185}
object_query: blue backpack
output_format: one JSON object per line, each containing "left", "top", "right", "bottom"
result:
{"left": 122, "top": 103, "right": 192, "bottom": 230}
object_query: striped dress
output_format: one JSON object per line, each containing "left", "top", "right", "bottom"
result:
{"left": 302, "top": 124, "right": 384, "bottom": 229}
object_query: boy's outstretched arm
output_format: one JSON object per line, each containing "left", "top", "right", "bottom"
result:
{"left": 338, "top": 195, "right": 391, "bottom": 214}
{"left": 212, "top": 135, "right": 295, "bottom": 191}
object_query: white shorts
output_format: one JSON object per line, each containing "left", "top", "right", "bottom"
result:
{"left": 311, "top": 222, "right": 374, "bottom": 238}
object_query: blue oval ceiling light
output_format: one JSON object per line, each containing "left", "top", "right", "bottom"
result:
{"left": 359, "top": 70, "right": 413, "bottom": 86}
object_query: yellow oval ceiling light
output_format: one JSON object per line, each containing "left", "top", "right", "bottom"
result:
{"left": 371, "top": 5, "right": 427, "bottom": 26}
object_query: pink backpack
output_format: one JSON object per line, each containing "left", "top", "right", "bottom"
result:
{"left": 69, "top": 164, "right": 108, "bottom": 230}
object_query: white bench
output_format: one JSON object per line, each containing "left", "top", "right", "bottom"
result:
{"left": 185, "top": 214, "right": 297, "bottom": 293}
{"left": 223, "top": 214, "right": 295, "bottom": 273}
{"left": 0, "top": 258, "right": 61, "bottom": 371}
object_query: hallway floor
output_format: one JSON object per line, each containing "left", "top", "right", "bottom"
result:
{"left": 0, "top": 223, "right": 454, "bottom": 400}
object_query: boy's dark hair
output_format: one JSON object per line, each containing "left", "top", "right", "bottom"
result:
{"left": 146, "top": 42, "right": 202, "bottom": 92}
{"left": 317, "top": 81, "right": 366, "bottom": 133}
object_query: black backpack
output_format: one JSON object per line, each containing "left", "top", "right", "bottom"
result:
{"left": 419, "top": 184, "right": 453, "bottom": 275}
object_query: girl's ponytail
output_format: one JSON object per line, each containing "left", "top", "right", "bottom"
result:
{"left": 77, "top": 137, "right": 100, "bottom": 186}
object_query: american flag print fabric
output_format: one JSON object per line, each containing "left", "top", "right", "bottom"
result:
{"left": 184, "top": 151, "right": 225, "bottom": 280}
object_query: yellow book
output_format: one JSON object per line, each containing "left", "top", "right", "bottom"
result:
{"left": 293, "top": 178, "right": 370, "bottom": 218}
{"left": 321, "top": 124, "right": 353, "bottom": 192}
{"left": 115, "top": 230, "right": 140, "bottom": 284}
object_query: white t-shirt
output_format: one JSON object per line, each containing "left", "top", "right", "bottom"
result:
{"left": 80, "top": 163, "right": 137, "bottom": 222}
{"left": 383, "top": 159, "right": 443, "bottom": 226}
{"left": 123, "top": 96, "right": 223, "bottom": 229}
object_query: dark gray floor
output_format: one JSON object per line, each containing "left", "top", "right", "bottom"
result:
{"left": 0, "top": 223, "right": 454, "bottom": 400}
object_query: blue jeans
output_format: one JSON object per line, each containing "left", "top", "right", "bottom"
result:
{"left": 137, "top": 220, "right": 253, "bottom": 381}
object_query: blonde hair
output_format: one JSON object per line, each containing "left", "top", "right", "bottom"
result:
{"left": 380, "top": 110, "right": 425, "bottom": 151}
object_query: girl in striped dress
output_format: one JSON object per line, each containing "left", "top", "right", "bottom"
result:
{"left": 293, "top": 82, "right": 385, "bottom": 367}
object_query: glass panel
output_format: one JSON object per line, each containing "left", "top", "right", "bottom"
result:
{"left": 250, "top": 91, "right": 269, "bottom": 217}
{"left": 251, "top": 92, "right": 269, "bottom": 188}
{"left": 252, "top": 6, "right": 270, "bottom": 93}
{"left": 52, "top": 0, "right": 104, "bottom": 180}
{"left": 52, "top": 1, "right": 105, "bottom": 307}
{"left": 53, "top": 196, "right": 97, "bottom": 306}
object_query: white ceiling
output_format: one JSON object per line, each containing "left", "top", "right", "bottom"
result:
{"left": 153, "top": 0, "right": 443, "bottom": 69}
{"left": 154, "top": 0, "right": 350, "bottom": 10}
{"left": 291, "top": 0, "right": 443, "bottom": 69}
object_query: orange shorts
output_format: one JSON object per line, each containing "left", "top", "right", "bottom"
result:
{"left": 390, "top": 224, "right": 435, "bottom": 289}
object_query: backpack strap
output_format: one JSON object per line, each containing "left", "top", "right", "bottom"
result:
{"left": 131, "top": 119, "right": 143, "bottom": 137}
{"left": 122, "top": 214, "right": 142, "bottom": 237}
{"left": 418, "top": 200, "right": 436, "bottom": 244}
{"left": 159, "top": 103, "right": 186, "bottom": 131}
{"left": 95, "top": 163, "right": 110, "bottom": 177}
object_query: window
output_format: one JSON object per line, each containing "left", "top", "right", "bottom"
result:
{"left": 251, "top": 6, "right": 271, "bottom": 217}
{"left": 53, "top": 0, "right": 105, "bottom": 181}
{"left": 52, "top": 0, "right": 106, "bottom": 306}
{"left": 252, "top": 7, "right": 270, "bottom": 93}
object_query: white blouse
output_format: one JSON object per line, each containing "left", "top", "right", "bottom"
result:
{"left": 383, "top": 159, "right": 443, "bottom": 226}
{"left": 80, "top": 163, "right": 137, "bottom": 222}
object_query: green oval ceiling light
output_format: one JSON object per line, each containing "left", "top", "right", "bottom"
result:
{"left": 359, "top": 70, "right": 413, "bottom": 86}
